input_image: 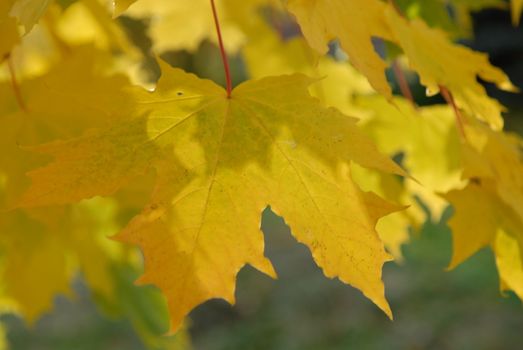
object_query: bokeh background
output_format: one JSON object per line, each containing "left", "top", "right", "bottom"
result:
{"left": 2, "top": 3, "right": 523, "bottom": 350}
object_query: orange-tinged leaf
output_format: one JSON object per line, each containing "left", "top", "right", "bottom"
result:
{"left": 21, "top": 63, "right": 405, "bottom": 330}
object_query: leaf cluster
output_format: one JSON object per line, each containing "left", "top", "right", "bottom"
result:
{"left": 0, "top": 0, "right": 522, "bottom": 347}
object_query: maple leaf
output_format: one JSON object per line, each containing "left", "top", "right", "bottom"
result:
{"left": 9, "top": 0, "right": 52, "bottom": 33}
{"left": 351, "top": 164, "right": 422, "bottom": 261}
{"left": 0, "top": 48, "right": 142, "bottom": 322}
{"left": 287, "top": 0, "right": 394, "bottom": 98}
{"left": 20, "top": 62, "right": 406, "bottom": 330}
{"left": 444, "top": 120, "right": 523, "bottom": 300}
{"left": 352, "top": 96, "right": 469, "bottom": 231}
{"left": 384, "top": 7, "right": 515, "bottom": 130}
{"left": 122, "top": 0, "right": 267, "bottom": 54}
{"left": 445, "top": 182, "right": 523, "bottom": 301}
{"left": 0, "top": 0, "right": 19, "bottom": 58}
{"left": 393, "top": 0, "right": 506, "bottom": 38}
{"left": 0, "top": 208, "right": 71, "bottom": 322}
{"left": 494, "top": 230, "right": 523, "bottom": 300}
{"left": 445, "top": 184, "right": 522, "bottom": 268}
{"left": 242, "top": 18, "right": 414, "bottom": 260}
{"left": 112, "top": 0, "right": 137, "bottom": 17}
{"left": 349, "top": 96, "right": 470, "bottom": 257}
{"left": 512, "top": 0, "right": 523, "bottom": 25}
{"left": 356, "top": 96, "right": 465, "bottom": 195}
{"left": 288, "top": 0, "right": 515, "bottom": 129}
{"left": 461, "top": 123, "right": 523, "bottom": 225}
{"left": 0, "top": 201, "right": 122, "bottom": 323}
{"left": 242, "top": 17, "right": 374, "bottom": 117}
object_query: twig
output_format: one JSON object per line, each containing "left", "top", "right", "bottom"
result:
{"left": 210, "top": 0, "right": 232, "bottom": 98}
{"left": 439, "top": 86, "right": 467, "bottom": 140}
{"left": 6, "top": 54, "right": 28, "bottom": 113}
{"left": 392, "top": 60, "right": 416, "bottom": 109}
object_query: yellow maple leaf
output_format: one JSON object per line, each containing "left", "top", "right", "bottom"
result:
{"left": 351, "top": 97, "right": 472, "bottom": 257}
{"left": 122, "top": 0, "right": 265, "bottom": 54}
{"left": 55, "top": 0, "right": 139, "bottom": 54}
{"left": 0, "top": 0, "right": 19, "bottom": 59}
{"left": 242, "top": 16, "right": 373, "bottom": 117}
{"left": 445, "top": 120, "right": 523, "bottom": 299}
{"left": 0, "top": 22, "right": 58, "bottom": 80}
{"left": 357, "top": 96, "right": 464, "bottom": 193}
{"left": 351, "top": 164, "right": 419, "bottom": 261}
{"left": 355, "top": 96, "right": 465, "bottom": 223}
{"left": 288, "top": 0, "right": 514, "bottom": 129}
{"left": 384, "top": 7, "right": 514, "bottom": 130}
{"left": 20, "top": 62, "right": 406, "bottom": 330}
{"left": 444, "top": 183, "right": 522, "bottom": 268}
{"left": 0, "top": 209, "right": 72, "bottom": 322}
{"left": 112, "top": 0, "right": 137, "bottom": 17}
{"left": 0, "top": 201, "right": 122, "bottom": 323}
{"left": 287, "top": 0, "right": 394, "bottom": 98}
{"left": 462, "top": 123, "right": 523, "bottom": 222}
{"left": 494, "top": 229, "right": 523, "bottom": 300}
{"left": 512, "top": 0, "right": 523, "bottom": 25}
{"left": 9, "top": 0, "right": 52, "bottom": 33}
{"left": 0, "top": 49, "right": 140, "bottom": 322}
{"left": 2, "top": 1, "right": 145, "bottom": 83}
{"left": 242, "top": 17, "right": 411, "bottom": 260}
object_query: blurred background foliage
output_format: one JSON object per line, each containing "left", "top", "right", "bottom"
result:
{"left": 1, "top": 0, "right": 523, "bottom": 349}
